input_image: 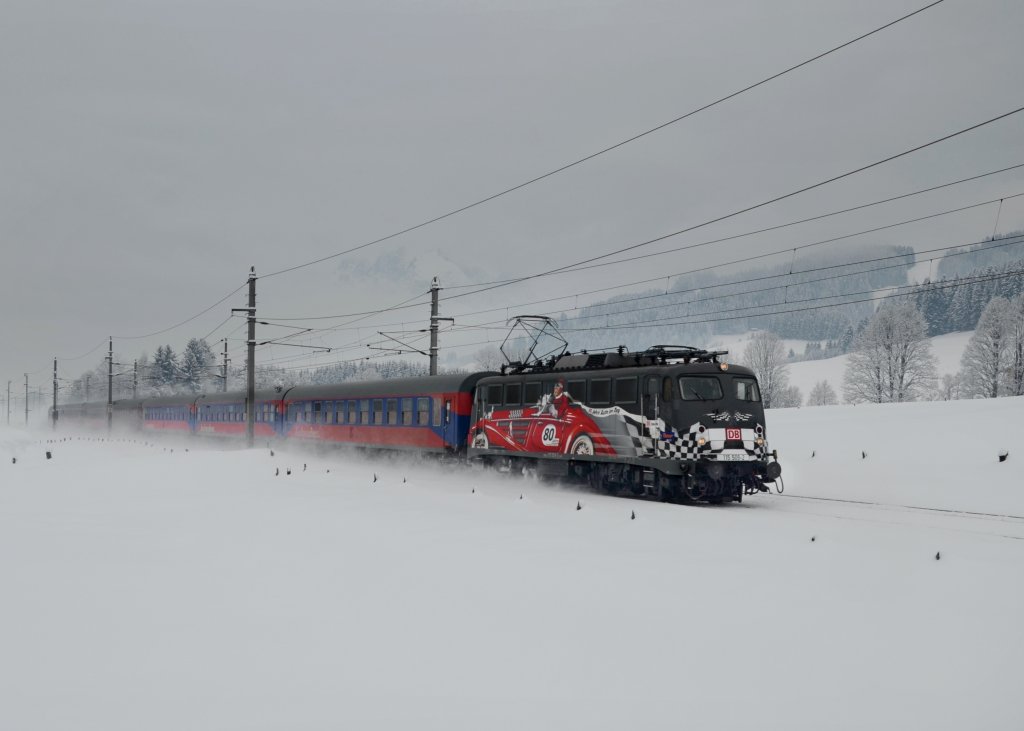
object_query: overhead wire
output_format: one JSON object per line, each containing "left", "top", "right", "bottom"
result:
{"left": 260, "top": 190, "right": 1024, "bottom": 334}
{"left": 111, "top": 280, "right": 249, "bottom": 340}
{"left": 440, "top": 161, "right": 1024, "bottom": 291}
{"left": 258, "top": 0, "right": 947, "bottom": 281}
{"left": 558, "top": 268, "right": 1024, "bottom": 333}
{"left": 436, "top": 105, "right": 1024, "bottom": 306}
{"left": 257, "top": 232, "right": 1024, "bottom": 372}
{"left": 257, "top": 164, "right": 1024, "bottom": 324}
{"left": 446, "top": 232, "right": 1024, "bottom": 332}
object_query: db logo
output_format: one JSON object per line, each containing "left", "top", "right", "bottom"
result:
{"left": 541, "top": 424, "right": 559, "bottom": 447}
{"left": 726, "top": 428, "right": 742, "bottom": 440}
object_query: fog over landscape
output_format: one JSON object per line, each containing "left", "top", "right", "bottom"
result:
{"left": 3, "top": 0, "right": 1024, "bottom": 387}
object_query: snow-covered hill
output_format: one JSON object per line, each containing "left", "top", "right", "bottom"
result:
{"left": 1, "top": 397, "right": 1022, "bottom": 730}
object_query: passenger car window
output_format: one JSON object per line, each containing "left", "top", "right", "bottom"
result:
{"left": 734, "top": 377, "right": 761, "bottom": 402}
{"left": 678, "top": 376, "right": 723, "bottom": 401}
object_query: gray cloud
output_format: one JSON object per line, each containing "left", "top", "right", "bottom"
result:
{"left": 2, "top": 0, "right": 1023, "bottom": 390}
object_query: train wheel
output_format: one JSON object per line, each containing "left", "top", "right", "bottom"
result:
{"left": 569, "top": 434, "right": 594, "bottom": 456}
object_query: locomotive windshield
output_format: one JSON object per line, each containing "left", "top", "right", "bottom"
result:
{"left": 679, "top": 376, "right": 723, "bottom": 401}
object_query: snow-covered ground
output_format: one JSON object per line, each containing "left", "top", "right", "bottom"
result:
{"left": 2, "top": 397, "right": 1022, "bottom": 730}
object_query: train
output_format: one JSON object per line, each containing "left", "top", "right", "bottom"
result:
{"left": 53, "top": 346, "right": 782, "bottom": 503}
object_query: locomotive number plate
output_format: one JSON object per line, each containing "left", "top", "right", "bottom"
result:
{"left": 717, "top": 454, "right": 752, "bottom": 461}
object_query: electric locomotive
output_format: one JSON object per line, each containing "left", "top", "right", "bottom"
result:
{"left": 468, "top": 346, "right": 782, "bottom": 502}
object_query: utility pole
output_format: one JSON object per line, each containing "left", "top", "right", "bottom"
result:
{"left": 52, "top": 358, "right": 58, "bottom": 429}
{"left": 24, "top": 373, "right": 29, "bottom": 426}
{"left": 85, "top": 375, "right": 91, "bottom": 403}
{"left": 427, "top": 276, "right": 453, "bottom": 376}
{"left": 7, "top": 380, "right": 10, "bottom": 425}
{"left": 222, "top": 338, "right": 229, "bottom": 393}
{"left": 429, "top": 277, "right": 440, "bottom": 376}
{"left": 107, "top": 336, "right": 113, "bottom": 432}
{"left": 232, "top": 267, "right": 257, "bottom": 447}
{"left": 133, "top": 360, "right": 138, "bottom": 399}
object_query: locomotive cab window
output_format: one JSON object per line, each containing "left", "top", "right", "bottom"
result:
{"left": 679, "top": 376, "right": 723, "bottom": 401}
{"left": 734, "top": 377, "right": 761, "bottom": 402}
{"left": 614, "top": 377, "right": 638, "bottom": 405}
{"left": 590, "top": 378, "right": 611, "bottom": 405}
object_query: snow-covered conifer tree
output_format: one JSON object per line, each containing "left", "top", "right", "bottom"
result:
{"left": 180, "top": 338, "right": 216, "bottom": 393}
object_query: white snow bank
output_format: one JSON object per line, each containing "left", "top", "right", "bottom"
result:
{"left": 0, "top": 398, "right": 1022, "bottom": 731}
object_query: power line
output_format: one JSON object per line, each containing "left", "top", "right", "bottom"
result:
{"left": 258, "top": 0, "right": 947, "bottom": 281}
{"left": 441, "top": 161, "right": 1024, "bottom": 291}
{"left": 441, "top": 200, "right": 1024, "bottom": 326}
{"left": 448, "top": 233, "right": 1024, "bottom": 332}
{"left": 260, "top": 190, "right": 1024, "bottom": 335}
{"left": 440, "top": 104, "right": 1024, "bottom": 305}
{"left": 258, "top": 164, "right": 1024, "bottom": 325}
{"left": 559, "top": 268, "right": 1024, "bottom": 333}
{"left": 259, "top": 232, "right": 1024, "bottom": 371}
{"left": 113, "top": 281, "right": 249, "bottom": 340}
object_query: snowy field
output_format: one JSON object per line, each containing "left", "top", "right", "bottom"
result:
{"left": 2, "top": 397, "right": 1023, "bottom": 730}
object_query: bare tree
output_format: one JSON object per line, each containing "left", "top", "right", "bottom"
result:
{"left": 472, "top": 344, "right": 505, "bottom": 372}
{"left": 960, "top": 297, "right": 1010, "bottom": 399}
{"left": 774, "top": 384, "right": 803, "bottom": 408}
{"left": 843, "top": 301, "right": 937, "bottom": 403}
{"left": 938, "top": 373, "right": 961, "bottom": 401}
{"left": 742, "top": 331, "right": 789, "bottom": 408}
{"left": 808, "top": 380, "right": 838, "bottom": 406}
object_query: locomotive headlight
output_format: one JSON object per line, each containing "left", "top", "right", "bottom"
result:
{"left": 719, "top": 363, "right": 729, "bottom": 371}
{"left": 697, "top": 437, "right": 706, "bottom": 447}
{"left": 756, "top": 437, "right": 765, "bottom": 446}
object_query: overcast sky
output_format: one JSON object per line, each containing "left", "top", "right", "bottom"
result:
{"left": 2, "top": 0, "right": 1023, "bottom": 395}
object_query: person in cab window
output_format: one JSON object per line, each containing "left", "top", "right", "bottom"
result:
{"left": 537, "top": 379, "right": 573, "bottom": 419}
